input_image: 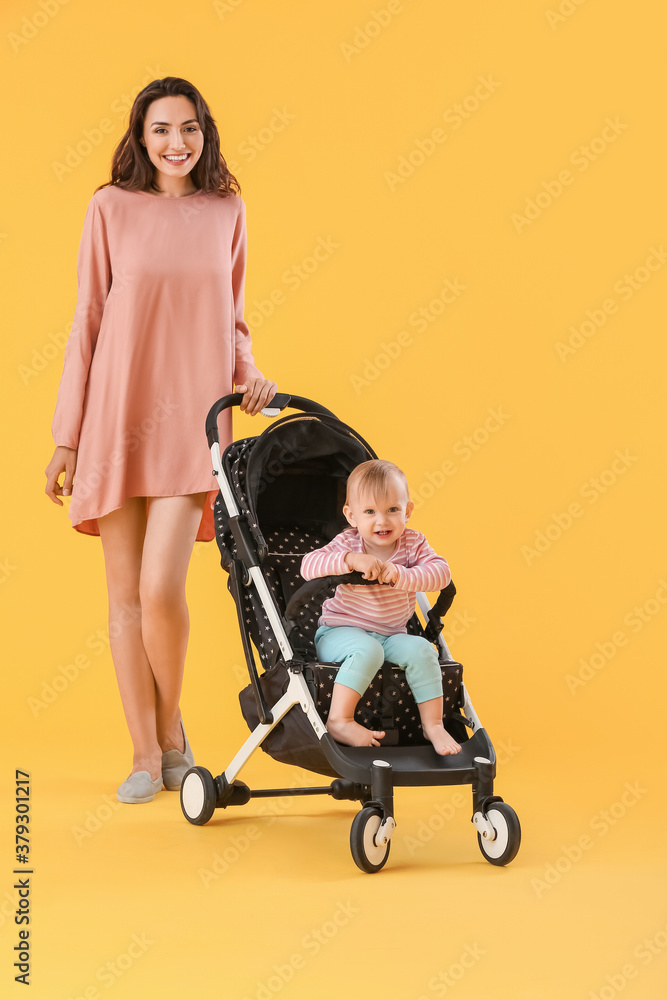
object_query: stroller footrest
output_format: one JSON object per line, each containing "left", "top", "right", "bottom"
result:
{"left": 325, "top": 729, "right": 496, "bottom": 787}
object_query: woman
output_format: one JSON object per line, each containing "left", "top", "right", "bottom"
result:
{"left": 44, "top": 77, "right": 277, "bottom": 803}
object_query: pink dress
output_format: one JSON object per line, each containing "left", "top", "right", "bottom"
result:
{"left": 51, "top": 185, "right": 263, "bottom": 541}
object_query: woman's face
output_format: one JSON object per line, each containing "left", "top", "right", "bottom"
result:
{"left": 140, "top": 95, "right": 204, "bottom": 181}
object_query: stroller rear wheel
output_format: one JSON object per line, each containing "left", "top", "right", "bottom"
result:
{"left": 181, "top": 767, "right": 217, "bottom": 826}
{"left": 477, "top": 802, "right": 521, "bottom": 866}
{"left": 350, "top": 807, "right": 391, "bottom": 873}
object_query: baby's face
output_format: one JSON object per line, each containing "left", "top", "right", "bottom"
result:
{"left": 343, "top": 479, "right": 414, "bottom": 556}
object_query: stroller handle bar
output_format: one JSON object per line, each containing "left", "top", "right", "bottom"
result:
{"left": 285, "top": 572, "right": 388, "bottom": 624}
{"left": 206, "top": 392, "right": 337, "bottom": 446}
{"left": 285, "top": 574, "right": 456, "bottom": 642}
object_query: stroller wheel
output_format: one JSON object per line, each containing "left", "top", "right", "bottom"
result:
{"left": 350, "top": 807, "right": 391, "bottom": 874}
{"left": 181, "top": 767, "right": 217, "bottom": 826}
{"left": 477, "top": 802, "right": 521, "bottom": 866}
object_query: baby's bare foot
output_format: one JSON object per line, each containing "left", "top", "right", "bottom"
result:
{"left": 423, "top": 723, "right": 462, "bottom": 756}
{"left": 327, "top": 717, "right": 385, "bottom": 747}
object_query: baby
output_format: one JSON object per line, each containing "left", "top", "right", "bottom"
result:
{"left": 300, "top": 459, "right": 461, "bottom": 756}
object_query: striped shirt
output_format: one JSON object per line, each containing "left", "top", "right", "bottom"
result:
{"left": 300, "top": 527, "right": 451, "bottom": 635}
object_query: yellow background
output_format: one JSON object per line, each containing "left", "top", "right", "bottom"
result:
{"left": 2, "top": 1, "right": 665, "bottom": 997}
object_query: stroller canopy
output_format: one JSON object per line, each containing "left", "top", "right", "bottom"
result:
{"left": 213, "top": 411, "right": 377, "bottom": 668}
{"left": 220, "top": 411, "right": 377, "bottom": 560}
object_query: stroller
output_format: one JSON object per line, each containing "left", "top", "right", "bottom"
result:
{"left": 180, "top": 393, "right": 521, "bottom": 873}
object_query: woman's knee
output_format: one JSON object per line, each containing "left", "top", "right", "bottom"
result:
{"left": 139, "top": 574, "right": 185, "bottom": 618}
{"left": 105, "top": 567, "right": 182, "bottom": 621}
{"left": 108, "top": 596, "right": 142, "bottom": 636}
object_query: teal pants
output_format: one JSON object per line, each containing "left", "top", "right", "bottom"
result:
{"left": 314, "top": 624, "right": 443, "bottom": 703}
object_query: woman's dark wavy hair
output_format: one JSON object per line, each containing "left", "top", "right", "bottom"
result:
{"left": 95, "top": 76, "right": 240, "bottom": 198}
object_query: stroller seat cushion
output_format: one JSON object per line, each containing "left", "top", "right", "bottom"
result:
{"left": 308, "top": 661, "right": 463, "bottom": 745}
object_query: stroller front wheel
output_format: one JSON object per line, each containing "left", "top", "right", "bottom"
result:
{"left": 350, "top": 807, "right": 391, "bottom": 874}
{"left": 477, "top": 802, "right": 521, "bottom": 866}
{"left": 181, "top": 767, "right": 217, "bottom": 826}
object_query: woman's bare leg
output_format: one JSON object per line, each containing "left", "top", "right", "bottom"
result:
{"left": 98, "top": 498, "right": 162, "bottom": 780}
{"left": 140, "top": 492, "right": 207, "bottom": 754}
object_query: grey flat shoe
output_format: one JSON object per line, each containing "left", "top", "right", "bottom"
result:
{"left": 161, "top": 722, "right": 195, "bottom": 791}
{"left": 117, "top": 770, "right": 163, "bottom": 804}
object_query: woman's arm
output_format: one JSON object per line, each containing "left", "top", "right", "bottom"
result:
{"left": 46, "top": 195, "right": 111, "bottom": 505}
{"left": 230, "top": 197, "right": 276, "bottom": 415}
{"left": 51, "top": 195, "right": 111, "bottom": 449}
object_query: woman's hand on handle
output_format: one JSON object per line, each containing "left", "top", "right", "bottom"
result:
{"left": 45, "top": 446, "right": 77, "bottom": 505}
{"left": 235, "top": 377, "right": 278, "bottom": 416}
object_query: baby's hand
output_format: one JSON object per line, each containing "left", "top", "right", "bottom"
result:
{"left": 344, "top": 552, "right": 384, "bottom": 580}
{"left": 378, "top": 562, "right": 399, "bottom": 585}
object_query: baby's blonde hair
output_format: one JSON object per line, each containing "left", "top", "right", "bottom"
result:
{"left": 346, "top": 459, "right": 409, "bottom": 506}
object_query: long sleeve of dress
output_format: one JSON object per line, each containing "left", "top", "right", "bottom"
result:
{"left": 51, "top": 197, "right": 112, "bottom": 449}
{"left": 231, "top": 199, "right": 263, "bottom": 387}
